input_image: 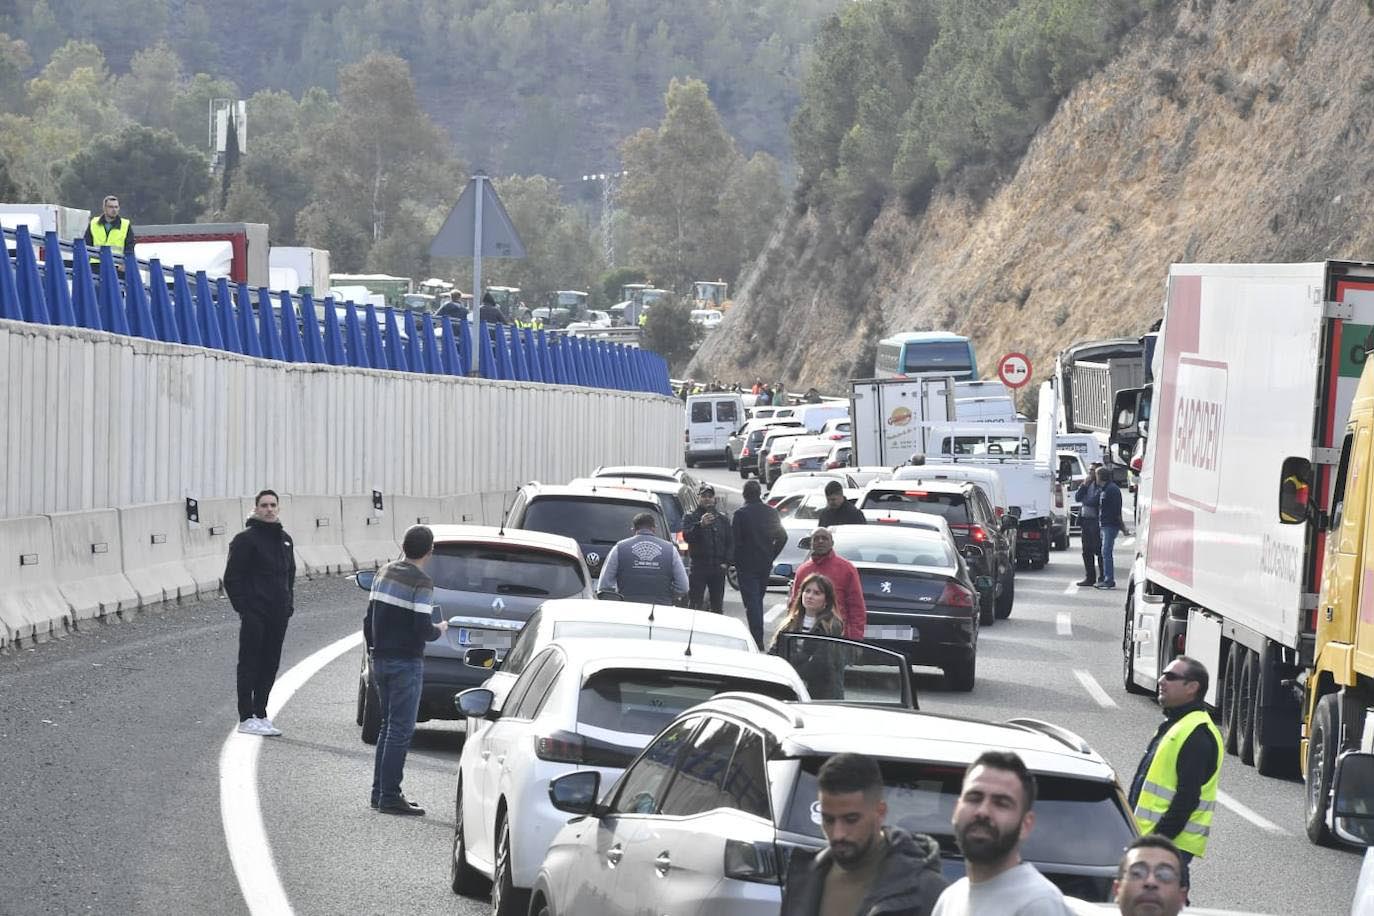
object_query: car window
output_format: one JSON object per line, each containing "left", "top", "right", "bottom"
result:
{"left": 428, "top": 544, "right": 586, "bottom": 598}
{"left": 717, "top": 401, "right": 738, "bottom": 424}
{"left": 830, "top": 528, "right": 956, "bottom": 566}
{"left": 690, "top": 401, "right": 712, "bottom": 422}
{"left": 722, "top": 728, "right": 770, "bottom": 819}
{"left": 610, "top": 718, "right": 700, "bottom": 815}
{"left": 552, "top": 620, "right": 751, "bottom": 652}
{"left": 502, "top": 609, "right": 543, "bottom": 675}
{"left": 522, "top": 497, "right": 657, "bottom": 548}
{"left": 501, "top": 647, "right": 555, "bottom": 715}
{"left": 658, "top": 494, "right": 685, "bottom": 533}
{"left": 782, "top": 758, "right": 1134, "bottom": 868}
{"left": 578, "top": 670, "right": 799, "bottom": 737}
{"left": 509, "top": 652, "right": 563, "bottom": 719}
{"left": 659, "top": 718, "right": 740, "bottom": 816}
{"left": 862, "top": 490, "right": 970, "bottom": 526}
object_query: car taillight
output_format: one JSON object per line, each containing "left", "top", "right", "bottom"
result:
{"left": 769, "top": 454, "right": 782, "bottom": 464}
{"left": 1022, "top": 530, "right": 1041, "bottom": 539}
{"left": 724, "top": 839, "right": 784, "bottom": 885}
{"left": 939, "top": 581, "right": 975, "bottom": 608}
{"left": 1132, "top": 456, "right": 1144, "bottom": 472}
{"left": 742, "top": 447, "right": 752, "bottom": 457}
{"left": 675, "top": 531, "right": 689, "bottom": 553}
{"left": 1055, "top": 488, "right": 1064, "bottom": 509}
{"left": 535, "top": 730, "right": 585, "bottom": 764}
{"left": 903, "top": 491, "right": 928, "bottom": 497}
{"left": 829, "top": 433, "right": 845, "bottom": 440}
{"left": 825, "top": 460, "right": 839, "bottom": 468}
{"left": 787, "top": 461, "right": 800, "bottom": 470}
{"left": 995, "top": 506, "right": 1004, "bottom": 517}
{"left": 970, "top": 525, "right": 987, "bottom": 544}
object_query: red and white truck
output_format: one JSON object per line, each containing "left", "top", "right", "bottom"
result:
{"left": 136, "top": 222, "right": 269, "bottom": 286}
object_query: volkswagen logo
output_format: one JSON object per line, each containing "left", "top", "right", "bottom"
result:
{"left": 586, "top": 552, "right": 601, "bottom": 567}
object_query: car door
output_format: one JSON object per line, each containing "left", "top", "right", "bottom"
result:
{"left": 561, "top": 717, "right": 701, "bottom": 916}
{"left": 771, "top": 633, "right": 917, "bottom": 709}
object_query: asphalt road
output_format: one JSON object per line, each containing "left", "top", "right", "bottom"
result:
{"left": 0, "top": 462, "right": 1363, "bottom": 915}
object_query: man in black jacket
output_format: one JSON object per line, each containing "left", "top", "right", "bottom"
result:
{"left": 731, "top": 479, "right": 788, "bottom": 649}
{"left": 223, "top": 490, "right": 296, "bottom": 737}
{"left": 818, "top": 480, "right": 866, "bottom": 529}
{"left": 682, "top": 484, "right": 733, "bottom": 613}
{"left": 782, "top": 752, "right": 948, "bottom": 915}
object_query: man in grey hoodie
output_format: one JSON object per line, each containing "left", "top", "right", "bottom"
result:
{"left": 782, "top": 752, "right": 948, "bottom": 916}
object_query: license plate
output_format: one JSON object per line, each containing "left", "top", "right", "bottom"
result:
{"left": 457, "top": 628, "right": 513, "bottom": 649}
{"left": 865, "top": 625, "right": 916, "bottom": 641}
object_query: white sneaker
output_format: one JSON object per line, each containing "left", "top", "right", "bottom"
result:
{"left": 258, "top": 717, "right": 283, "bottom": 737}
{"left": 237, "top": 718, "right": 268, "bottom": 736}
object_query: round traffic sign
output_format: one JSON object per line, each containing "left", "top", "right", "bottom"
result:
{"left": 997, "top": 352, "right": 1032, "bottom": 389}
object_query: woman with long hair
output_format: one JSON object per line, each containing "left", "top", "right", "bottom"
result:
{"left": 770, "top": 573, "right": 846, "bottom": 699}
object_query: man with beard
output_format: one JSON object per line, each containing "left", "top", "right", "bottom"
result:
{"left": 782, "top": 753, "right": 947, "bottom": 915}
{"left": 1112, "top": 835, "right": 1188, "bottom": 916}
{"left": 932, "top": 751, "right": 1072, "bottom": 915}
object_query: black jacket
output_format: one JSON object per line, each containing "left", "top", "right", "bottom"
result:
{"left": 223, "top": 517, "right": 296, "bottom": 618}
{"left": 1098, "top": 481, "right": 1125, "bottom": 528}
{"left": 731, "top": 499, "right": 788, "bottom": 574}
{"left": 818, "top": 501, "right": 867, "bottom": 529}
{"left": 479, "top": 303, "right": 508, "bottom": 324}
{"left": 682, "top": 506, "right": 733, "bottom": 567}
{"left": 781, "top": 828, "right": 948, "bottom": 916}
{"left": 1129, "top": 699, "right": 1219, "bottom": 839}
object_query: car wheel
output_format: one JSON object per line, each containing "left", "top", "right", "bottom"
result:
{"left": 1221, "top": 643, "right": 1243, "bottom": 756}
{"left": 1121, "top": 592, "right": 1150, "bottom": 695}
{"left": 684, "top": 456, "right": 696, "bottom": 468}
{"left": 492, "top": 816, "right": 528, "bottom": 916}
{"left": 451, "top": 779, "right": 489, "bottom": 896}
{"left": 945, "top": 654, "right": 976, "bottom": 692}
{"left": 360, "top": 671, "right": 381, "bottom": 745}
{"left": 1305, "top": 693, "right": 1339, "bottom": 846}
{"left": 994, "top": 567, "right": 1014, "bottom": 619}
{"left": 727, "top": 453, "right": 737, "bottom": 471}
{"left": 738, "top": 465, "right": 752, "bottom": 480}
{"left": 1238, "top": 648, "right": 1259, "bottom": 766}
{"left": 531, "top": 896, "right": 551, "bottom": 916}
{"left": 1054, "top": 530, "right": 1070, "bottom": 551}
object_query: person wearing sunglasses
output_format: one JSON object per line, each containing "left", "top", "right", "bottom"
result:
{"left": 1113, "top": 835, "right": 1188, "bottom": 915}
{"left": 1127, "top": 657, "right": 1222, "bottom": 894}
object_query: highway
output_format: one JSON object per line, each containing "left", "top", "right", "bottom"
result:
{"left": 0, "top": 463, "right": 1362, "bottom": 915}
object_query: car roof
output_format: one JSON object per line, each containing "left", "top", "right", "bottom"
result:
{"left": 859, "top": 509, "right": 951, "bottom": 532}
{"left": 593, "top": 465, "right": 686, "bottom": 481}
{"left": 702, "top": 698, "right": 1116, "bottom": 780}
{"left": 425, "top": 524, "right": 583, "bottom": 556}
{"left": 789, "top": 440, "right": 836, "bottom": 457}
{"left": 533, "top": 598, "right": 753, "bottom": 640}
{"left": 569, "top": 476, "right": 684, "bottom": 496}
{"left": 546, "top": 638, "right": 804, "bottom": 686}
{"left": 522, "top": 482, "right": 662, "bottom": 506}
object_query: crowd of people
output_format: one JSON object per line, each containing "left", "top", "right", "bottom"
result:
{"left": 674, "top": 377, "right": 828, "bottom": 405}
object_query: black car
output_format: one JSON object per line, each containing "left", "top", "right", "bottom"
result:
{"left": 859, "top": 480, "right": 1016, "bottom": 626}
{"left": 503, "top": 482, "right": 673, "bottom": 581}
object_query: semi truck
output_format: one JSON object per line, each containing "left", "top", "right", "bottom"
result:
{"left": 849, "top": 376, "right": 957, "bottom": 467}
{"left": 269, "top": 247, "right": 331, "bottom": 295}
{"left": 1055, "top": 339, "right": 1145, "bottom": 436}
{"left": 137, "top": 222, "right": 270, "bottom": 286}
{"left": 1121, "top": 261, "right": 1374, "bottom": 845}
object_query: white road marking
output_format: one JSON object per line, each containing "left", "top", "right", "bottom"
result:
{"left": 765, "top": 602, "right": 788, "bottom": 624}
{"left": 1122, "top": 536, "right": 1136, "bottom": 546}
{"left": 1217, "top": 790, "right": 1290, "bottom": 836}
{"left": 711, "top": 482, "right": 743, "bottom": 493}
{"left": 1063, "top": 583, "right": 1079, "bottom": 595}
{"left": 1056, "top": 612, "right": 1073, "bottom": 636}
{"left": 1074, "top": 669, "right": 1118, "bottom": 708}
{"left": 220, "top": 630, "right": 363, "bottom": 916}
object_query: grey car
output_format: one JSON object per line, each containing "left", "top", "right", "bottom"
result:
{"left": 354, "top": 525, "right": 592, "bottom": 743}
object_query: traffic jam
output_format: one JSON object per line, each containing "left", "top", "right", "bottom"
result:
{"left": 353, "top": 263, "right": 1374, "bottom": 915}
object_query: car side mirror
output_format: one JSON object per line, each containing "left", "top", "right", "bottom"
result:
{"left": 960, "top": 544, "right": 985, "bottom": 560}
{"left": 774, "top": 563, "right": 794, "bottom": 579}
{"left": 1001, "top": 516, "right": 1018, "bottom": 532}
{"left": 596, "top": 589, "right": 624, "bottom": 601}
{"left": 548, "top": 771, "right": 602, "bottom": 817}
{"left": 464, "top": 648, "right": 498, "bottom": 669}
{"left": 454, "top": 687, "right": 497, "bottom": 720}
{"left": 797, "top": 537, "right": 811, "bottom": 550}
{"left": 1138, "top": 420, "right": 1149, "bottom": 438}
{"left": 1007, "top": 506, "right": 1022, "bottom": 519}
{"left": 356, "top": 570, "right": 376, "bottom": 590}
{"left": 1332, "top": 750, "right": 1374, "bottom": 845}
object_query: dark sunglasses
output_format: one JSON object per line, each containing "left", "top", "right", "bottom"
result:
{"left": 1159, "top": 671, "right": 1190, "bottom": 682}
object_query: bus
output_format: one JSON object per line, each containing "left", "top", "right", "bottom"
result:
{"left": 874, "top": 332, "right": 978, "bottom": 379}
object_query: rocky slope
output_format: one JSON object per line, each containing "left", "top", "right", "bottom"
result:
{"left": 692, "top": 0, "right": 1374, "bottom": 390}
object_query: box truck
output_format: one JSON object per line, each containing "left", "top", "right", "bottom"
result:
{"left": 136, "top": 222, "right": 269, "bottom": 286}
{"left": 269, "top": 246, "right": 331, "bottom": 295}
{"left": 849, "top": 377, "right": 956, "bottom": 467}
{"left": 1122, "top": 262, "right": 1374, "bottom": 841}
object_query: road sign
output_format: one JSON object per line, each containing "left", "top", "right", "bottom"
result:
{"left": 997, "top": 352, "right": 1032, "bottom": 389}
{"left": 429, "top": 174, "right": 527, "bottom": 259}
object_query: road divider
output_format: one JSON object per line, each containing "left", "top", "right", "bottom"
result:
{"left": 50, "top": 508, "right": 138, "bottom": 623}
{"left": 285, "top": 495, "right": 352, "bottom": 577}
{"left": 120, "top": 502, "right": 199, "bottom": 605}
{"left": 0, "top": 515, "right": 68, "bottom": 645}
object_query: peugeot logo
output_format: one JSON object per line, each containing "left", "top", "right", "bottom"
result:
{"left": 881, "top": 581, "right": 892, "bottom": 594}
{"left": 586, "top": 552, "right": 601, "bottom": 566}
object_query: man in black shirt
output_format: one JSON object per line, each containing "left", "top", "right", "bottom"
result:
{"left": 817, "top": 480, "right": 866, "bottom": 528}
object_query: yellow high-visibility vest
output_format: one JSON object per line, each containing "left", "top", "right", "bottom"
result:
{"left": 1133, "top": 709, "right": 1223, "bottom": 856}
{"left": 88, "top": 217, "right": 130, "bottom": 263}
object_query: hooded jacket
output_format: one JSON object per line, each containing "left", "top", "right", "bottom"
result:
{"left": 223, "top": 517, "right": 296, "bottom": 618}
{"left": 782, "top": 828, "right": 949, "bottom": 916}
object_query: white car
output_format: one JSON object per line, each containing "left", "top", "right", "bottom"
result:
{"left": 689, "top": 308, "right": 723, "bottom": 329}
{"left": 449, "top": 638, "right": 809, "bottom": 916}
{"left": 765, "top": 471, "right": 857, "bottom": 505}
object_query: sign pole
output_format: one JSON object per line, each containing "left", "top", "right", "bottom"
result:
{"left": 472, "top": 173, "right": 485, "bottom": 377}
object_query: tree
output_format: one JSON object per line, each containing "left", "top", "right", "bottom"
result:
{"left": 0, "top": 32, "right": 32, "bottom": 115}
{"left": 116, "top": 43, "right": 184, "bottom": 130}
{"left": 642, "top": 298, "right": 703, "bottom": 373}
{"left": 169, "top": 73, "right": 239, "bottom": 151}
{"left": 491, "top": 175, "right": 602, "bottom": 306}
{"left": 218, "top": 175, "right": 278, "bottom": 227}
{"left": 600, "top": 266, "right": 648, "bottom": 307}
{"left": 57, "top": 125, "right": 212, "bottom": 223}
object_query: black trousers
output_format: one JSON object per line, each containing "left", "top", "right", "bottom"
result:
{"left": 1079, "top": 518, "right": 1104, "bottom": 581}
{"left": 688, "top": 565, "right": 727, "bottom": 613}
{"left": 237, "top": 612, "right": 290, "bottom": 720}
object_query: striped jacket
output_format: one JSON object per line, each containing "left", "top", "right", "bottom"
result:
{"left": 363, "top": 559, "right": 440, "bottom": 658}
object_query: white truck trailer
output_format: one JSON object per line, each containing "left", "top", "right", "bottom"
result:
{"left": 1124, "top": 260, "right": 1374, "bottom": 778}
{"left": 849, "top": 376, "right": 957, "bottom": 467}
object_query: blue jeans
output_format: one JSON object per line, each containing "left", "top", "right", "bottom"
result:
{"left": 1100, "top": 524, "right": 1120, "bottom": 584}
{"left": 371, "top": 655, "right": 423, "bottom": 806}
{"left": 736, "top": 571, "right": 768, "bottom": 650}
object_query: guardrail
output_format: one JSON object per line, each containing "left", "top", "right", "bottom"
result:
{"left": 0, "top": 225, "right": 671, "bottom": 393}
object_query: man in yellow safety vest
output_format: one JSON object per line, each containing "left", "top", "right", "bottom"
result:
{"left": 1128, "top": 655, "right": 1222, "bottom": 893}
{"left": 84, "top": 195, "right": 136, "bottom": 268}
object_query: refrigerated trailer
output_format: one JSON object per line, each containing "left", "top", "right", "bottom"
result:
{"left": 849, "top": 377, "right": 957, "bottom": 467}
{"left": 1124, "top": 261, "right": 1374, "bottom": 795}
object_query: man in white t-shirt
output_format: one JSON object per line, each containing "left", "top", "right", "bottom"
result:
{"left": 932, "top": 750, "right": 1073, "bottom": 916}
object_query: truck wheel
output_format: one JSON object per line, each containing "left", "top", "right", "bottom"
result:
{"left": 684, "top": 456, "right": 696, "bottom": 468}
{"left": 1221, "top": 643, "right": 1243, "bottom": 756}
{"left": 1238, "top": 649, "right": 1259, "bottom": 766}
{"left": 944, "top": 654, "right": 976, "bottom": 692}
{"left": 994, "top": 568, "right": 1014, "bottom": 619}
{"left": 1305, "top": 693, "right": 1339, "bottom": 846}
{"left": 1254, "top": 648, "right": 1299, "bottom": 778}
{"left": 1122, "top": 592, "right": 1151, "bottom": 695}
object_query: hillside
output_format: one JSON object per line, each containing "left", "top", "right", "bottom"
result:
{"left": 692, "top": 0, "right": 1374, "bottom": 390}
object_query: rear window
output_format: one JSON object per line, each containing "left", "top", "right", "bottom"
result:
{"left": 904, "top": 341, "right": 973, "bottom": 374}
{"left": 939, "top": 435, "right": 1029, "bottom": 456}
{"left": 782, "top": 757, "right": 1134, "bottom": 869}
{"left": 862, "top": 490, "right": 970, "bottom": 525}
{"left": 831, "top": 528, "right": 955, "bottom": 567}
{"left": 523, "top": 497, "right": 657, "bottom": 548}
{"left": 717, "top": 401, "right": 738, "bottom": 423}
{"left": 690, "top": 401, "right": 713, "bottom": 422}
{"left": 579, "top": 671, "right": 799, "bottom": 736}
{"left": 553, "top": 621, "right": 751, "bottom": 652}
{"left": 428, "top": 544, "right": 586, "bottom": 597}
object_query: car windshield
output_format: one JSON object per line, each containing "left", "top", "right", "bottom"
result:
{"left": 578, "top": 670, "right": 798, "bottom": 736}
{"left": 427, "top": 544, "right": 586, "bottom": 597}
{"left": 793, "top": 494, "right": 829, "bottom": 521}
{"left": 782, "top": 757, "right": 1134, "bottom": 869}
{"left": 862, "top": 490, "right": 970, "bottom": 525}
{"left": 940, "top": 435, "right": 1029, "bottom": 456}
{"left": 553, "top": 620, "right": 751, "bottom": 652}
{"left": 771, "top": 475, "right": 838, "bottom": 497}
{"left": 523, "top": 497, "right": 656, "bottom": 547}
{"left": 830, "top": 528, "right": 955, "bottom": 567}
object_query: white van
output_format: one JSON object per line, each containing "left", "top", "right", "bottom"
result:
{"left": 684, "top": 392, "right": 745, "bottom": 467}
{"left": 955, "top": 395, "right": 1018, "bottom": 422}
{"left": 792, "top": 403, "right": 849, "bottom": 432}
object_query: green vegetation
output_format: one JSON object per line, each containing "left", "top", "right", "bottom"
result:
{"left": 642, "top": 297, "right": 702, "bottom": 373}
